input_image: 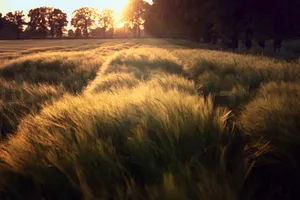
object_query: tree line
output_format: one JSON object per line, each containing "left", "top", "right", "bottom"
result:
{"left": 144, "top": 0, "right": 300, "bottom": 50}
{"left": 0, "top": 7, "right": 117, "bottom": 39}
{"left": 0, "top": 8, "right": 68, "bottom": 39}
{"left": 0, "top": 0, "right": 150, "bottom": 39}
{"left": 1, "top": 0, "right": 299, "bottom": 51}
{"left": 1, "top": 7, "right": 122, "bottom": 39}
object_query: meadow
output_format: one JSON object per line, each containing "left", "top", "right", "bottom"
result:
{"left": 0, "top": 38, "right": 300, "bottom": 200}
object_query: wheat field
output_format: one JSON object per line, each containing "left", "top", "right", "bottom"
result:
{"left": 0, "top": 38, "right": 300, "bottom": 200}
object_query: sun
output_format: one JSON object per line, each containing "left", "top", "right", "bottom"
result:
{"left": 116, "top": 21, "right": 126, "bottom": 29}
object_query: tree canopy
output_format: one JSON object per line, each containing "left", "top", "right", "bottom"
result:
{"left": 27, "top": 7, "right": 68, "bottom": 38}
{"left": 3, "top": 11, "right": 25, "bottom": 39}
{"left": 145, "top": 0, "right": 300, "bottom": 49}
{"left": 71, "top": 7, "right": 97, "bottom": 38}
{"left": 48, "top": 8, "right": 68, "bottom": 38}
{"left": 123, "top": 0, "right": 150, "bottom": 37}
{"left": 98, "top": 9, "right": 115, "bottom": 38}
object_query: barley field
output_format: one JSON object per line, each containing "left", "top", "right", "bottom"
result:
{"left": 0, "top": 39, "right": 300, "bottom": 200}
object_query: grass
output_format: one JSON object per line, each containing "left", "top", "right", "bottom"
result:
{"left": 0, "top": 79, "right": 66, "bottom": 138}
{"left": 0, "top": 40, "right": 142, "bottom": 138}
{"left": 101, "top": 48, "right": 184, "bottom": 79}
{"left": 239, "top": 82, "right": 300, "bottom": 199}
{"left": 0, "top": 38, "right": 299, "bottom": 200}
{"left": 0, "top": 85, "right": 240, "bottom": 200}
{"left": 0, "top": 56, "right": 97, "bottom": 93}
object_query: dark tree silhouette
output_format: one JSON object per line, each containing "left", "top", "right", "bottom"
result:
{"left": 27, "top": 7, "right": 52, "bottom": 37}
{"left": 27, "top": 7, "right": 68, "bottom": 38}
{"left": 48, "top": 8, "right": 68, "bottom": 38}
{"left": 4, "top": 11, "right": 25, "bottom": 39}
{"left": 98, "top": 9, "right": 115, "bottom": 38}
{"left": 145, "top": 0, "right": 300, "bottom": 51}
{"left": 123, "top": 0, "right": 149, "bottom": 37}
{"left": 71, "top": 7, "right": 97, "bottom": 38}
{"left": 75, "top": 28, "right": 82, "bottom": 38}
{"left": 0, "top": 13, "right": 4, "bottom": 30}
{"left": 68, "top": 29, "right": 75, "bottom": 38}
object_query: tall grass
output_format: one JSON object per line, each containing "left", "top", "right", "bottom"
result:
{"left": 0, "top": 79, "right": 66, "bottom": 138}
{"left": 0, "top": 41, "right": 133, "bottom": 138}
{"left": 240, "top": 81, "right": 300, "bottom": 150}
{"left": 85, "top": 72, "right": 140, "bottom": 93}
{"left": 0, "top": 53, "right": 99, "bottom": 93}
{"left": 172, "top": 49, "right": 300, "bottom": 110}
{"left": 239, "top": 82, "right": 300, "bottom": 199}
{"left": 0, "top": 82, "right": 248, "bottom": 199}
{"left": 0, "top": 38, "right": 300, "bottom": 199}
{"left": 101, "top": 48, "right": 184, "bottom": 79}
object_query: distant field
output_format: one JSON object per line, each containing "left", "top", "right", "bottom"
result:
{"left": 0, "top": 39, "right": 130, "bottom": 65}
{"left": 0, "top": 39, "right": 300, "bottom": 200}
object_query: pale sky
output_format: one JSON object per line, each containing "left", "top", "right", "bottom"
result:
{"left": 0, "top": 0, "right": 152, "bottom": 27}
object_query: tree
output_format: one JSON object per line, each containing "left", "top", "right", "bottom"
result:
{"left": 27, "top": 7, "right": 52, "bottom": 37}
{"left": 147, "top": 0, "right": 300, "bottom": 51}
{"left": 90, "top": 27, "right": 105, "bottom": 37}
{"left": 98, "top": 9, "right": 115, "bottom": 38}
{"left": 148, "top": 0, "right": 212, "bottom": 40}
{"left": 71, "top": 7, "right": 97, "bottom": 38}
{"left": 123, "top": 0, "right": 149, "bottom": 37}
{"left": 75, "top": 28, "right": 82, "bottom": 38}
{"left": 27, "top": 7, "right": 68, "bottom": 38}
{"left": 48, "top": 8, "right": 68, "bottom": 38}
{"left": 0, "top": 13, "right": 4, "bottom": 30}
{"left": 68, "top": 29, "right": 75, "bottom": 38}
{"left": 4, "top": 11, "right": 25, "bottom": 39}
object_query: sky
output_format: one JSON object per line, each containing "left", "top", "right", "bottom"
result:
{"left": 0, "top": 0, "right": 152, "bottom": 27}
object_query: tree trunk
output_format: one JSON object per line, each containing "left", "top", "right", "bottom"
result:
{"left": 138, "top": 26, "right": 141, "bottom": 38}
{"left": 231, "top": 29, "right": 239, "bottom": 49}
{"left": 203, "top": 23, "right": 213, "bottom": 43}
{"left": 211, "top": 29, "right": 218, "bottom": 45}
{"left": 258, "top": 40, "right": 265, "bottom": 49}
{"left": 50, "top": 26, "right": 54, "bottom": 38}
{"left": 84, "top": 23, "right": 88, "bottom": 38}
{"left": 244, "top": 29, "right": 253, "bottom": 50}
{"left": 133, "top": 27, "right": 137, "bottom": 38}
{"left": 17, "top": 30, "right": 20, "bottom": 40}
{"left": 103, "top": 21, "right": 106, "bottom": 39}
{"left": 274, "top": 38, "right": 282, "bottom": 52}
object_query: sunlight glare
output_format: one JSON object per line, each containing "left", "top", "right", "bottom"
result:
{"left": 0, "top": 0, "right": 152, "bottom": 28}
